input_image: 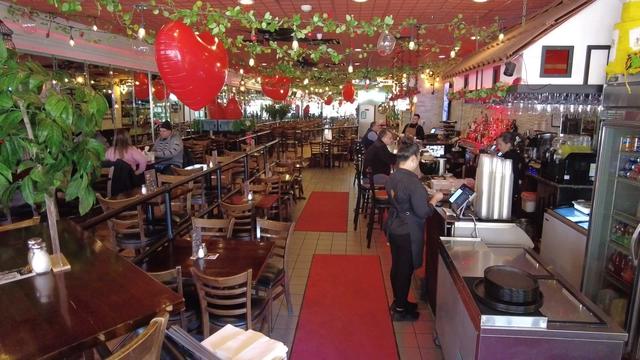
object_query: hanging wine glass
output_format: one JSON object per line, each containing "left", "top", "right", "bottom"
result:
{"left": 377, "top": 31, "right": 396, "bottom": 56}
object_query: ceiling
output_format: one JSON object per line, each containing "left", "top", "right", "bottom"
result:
{"left": 17, "top": 0, "right": 561, "bottom": 71}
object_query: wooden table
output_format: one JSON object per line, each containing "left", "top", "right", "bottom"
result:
{"left": 228, "top": 193, "right": 279, "bottom": 209}
{"left": 0, "top": 221, "right": 184, "bottom": 359}
{"left": 142, "top": 237, "right": 275, "bottom": 281}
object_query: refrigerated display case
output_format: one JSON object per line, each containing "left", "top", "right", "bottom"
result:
{"left": 583, "top": 74, "right": 640, "bottom": 358}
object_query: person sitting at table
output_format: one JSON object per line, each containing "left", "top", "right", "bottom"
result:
{"left": 105, "top": 128, "right": 147, "bottom": 176}
{"left": 363, "top": 128, "right": 397, "bottom": 185}
{"left": 402, "top": 113, "right": 425, "bottom": 141}
{"left": 361, "top": 120, "right": 383, "bottom": 150}
{"left": 153, "top": 121, "right": 184, "bottom": 173}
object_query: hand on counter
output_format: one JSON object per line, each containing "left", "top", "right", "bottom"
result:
{"left": 429, "top": 191, "right": 444, "bottom": 206}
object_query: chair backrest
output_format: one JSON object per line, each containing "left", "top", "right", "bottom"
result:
{"left": 309, "top": 140, "right": 322, "bottom": 155}
{"left": 96, "top": 194, "right": 147, "bottom": 241}
{"left": 158, "top": 174, "right": 194, "bottom": 217}
{"left": 262, "top": 176, "right": 282, "bottom": 196}
{"left": 107, "top": 313, "right": 169, "bottom": 360}
{"left": 256, "top": 219, "right": 294, "bottom": 265}
{"left": 100, "top": 166, "right": 115, "bottom": 198}
{"left": 0, "top": 216, "right": 41, "bottom": 233}
{"left": 190, "top": 267, "right": 253, "bottom": 337}
{"left": 147, "top": 266, "right": 184, "bottom": 297}
{"left": 192, "top": 217, "right": 232, "bottom": 239}
{"left": 249, "top": 183, "right": 268, "bottom": 195}
{"left": 221, "top": 202, "right": 254, "bottom": 240}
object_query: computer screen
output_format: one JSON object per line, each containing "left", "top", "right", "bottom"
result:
{"left": 424, "top": 145, "right": 445, "bottom": 157}
{"left": 448, "top": 184, "right": 475, "bottom": 214}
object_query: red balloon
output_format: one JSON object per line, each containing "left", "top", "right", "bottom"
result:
{"left": 349, "top": 97, "right": 356, "bottom": 104}
{"left": 155, "top": 22, "right": 228, "bottom": 110}
{"left": 324, "top": 95, "right": 333, "bottom": 106}
{"left": 134, "top": 72, "right": 149, "bottom": 100}
{"left": 261, "top": 75, "right": 291, "bottom": 101}
{"left": 224, "top": 97, "right": 243, "bottom": 119}
{"left": 342, "top": 81, "right": 356, "bottom": 102}
{"left": 152, "top": 80, "right": 168, "bottom": 101}
{"left": 207, "top": 100, "right": 226, "bottom": 119}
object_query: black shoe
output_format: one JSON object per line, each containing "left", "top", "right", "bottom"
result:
{"left": 391, "top": 308, "right": 420, "bottom": 322}
{"left": 389, "top": 301, "right": 418, "bottom": 313}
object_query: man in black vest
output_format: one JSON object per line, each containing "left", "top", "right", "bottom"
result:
{"left": 361, "top": 121, "right": 383, "bottom": 150}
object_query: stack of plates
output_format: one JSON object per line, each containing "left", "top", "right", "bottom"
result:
{"left": 473, "top": 265, "right": 543, "bottom": 314}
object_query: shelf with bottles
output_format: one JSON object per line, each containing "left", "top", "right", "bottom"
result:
{"left": 612, "top": 210, "right": 640, "bottom": 225}
{"left": 609, "top": 238, "right": 631, "bottom": 255}
{"left": 604, "top": 271, "right": 632, "bottom": 295}
{"left": 605, "top": 248, "right": 636, "bottom": 293}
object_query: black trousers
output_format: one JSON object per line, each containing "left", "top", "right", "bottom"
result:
{"left": 389, "top": 232, "right": 414, "bottom": 309}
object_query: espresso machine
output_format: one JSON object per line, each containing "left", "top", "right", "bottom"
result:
{"left": 525, "top": 132, "right": 556, "bottom": 176}
{"left": 541, "top": 135, "right": 596, "bottom": 185}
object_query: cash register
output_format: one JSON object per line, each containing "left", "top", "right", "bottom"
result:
{"left": 443, "top": 183, "right": 476, "bottom": 219}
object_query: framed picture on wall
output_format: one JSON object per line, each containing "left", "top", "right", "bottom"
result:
{"left": 540, "top": 46, "right": 574, "bottom": 78}
{"left": 551, "top": 113, "right": 562, "bottom": 128}
{"left": 360, "top": 111, "right": 367, "bottom": 120}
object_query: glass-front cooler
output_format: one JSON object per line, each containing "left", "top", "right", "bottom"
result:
{"left": 583, "top": 76, "right": 640, "bottom": 358}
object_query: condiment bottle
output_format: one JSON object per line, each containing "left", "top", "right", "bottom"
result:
{"left": 29, "top": 239, "right": 51, "bottom": 274}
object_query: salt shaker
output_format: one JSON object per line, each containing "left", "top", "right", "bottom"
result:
{"left": 27, "top": 237, "right": 43, "bottom": 263}
{"left": 197, "top": 242, "right": 207, "bottom": 259}
{"left": 29, "top": 239, "right": 51, "bottom": 274}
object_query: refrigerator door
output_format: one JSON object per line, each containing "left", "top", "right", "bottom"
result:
{"left": 583, "top": 113, "right": 640, "bottom": 355}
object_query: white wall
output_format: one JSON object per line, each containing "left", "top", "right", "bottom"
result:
{"left": 451, "top": 0, "right": 621, "bottom": 88}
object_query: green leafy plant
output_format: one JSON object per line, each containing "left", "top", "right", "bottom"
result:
{"left": 231, "top": 118, "right": 256, "bottom": 132}
{"left": 0, "top": 41, "right": 108, "bottom": 239}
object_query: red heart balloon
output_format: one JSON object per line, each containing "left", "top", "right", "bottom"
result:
{"left": 261, "top": 75, "right": 291, "bottom": 101}
{"left": 134, "top": 72, "right": 149, "bottom": 100}
{"left": 155, "top": 22, "right": 228, "bottom": 110}
{"left": 342, "top": 81, "right": 356, "bottom": 102}
{"left": 224, "top": 97, "right": 243, "bottom": 120}
{"left": 152, "top": 80, "right": 168, "bottom": 101}
{"left": 207, "top": 100, "right": 226, "bottom": 119}
{"left": 324, "top": 95, "right": 333, "bottom": 106}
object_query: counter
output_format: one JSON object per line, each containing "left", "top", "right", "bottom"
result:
{"left": 435, "top": 239, "right": 626, "bottom": 360}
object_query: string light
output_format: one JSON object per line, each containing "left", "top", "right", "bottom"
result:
{"left": 239, "top": 68, "right": 244, "bottom": 75}
{"left": 408, "top": 40, "right": 416, "bottom": 50}
{"left": 348, "top": 63, "right": 353, "bottom": 73}
{"left": 249, "top": 57, "right": 255, "bottom": 67}
{"left": 136, "top": 4, "right": 147, "bottom": 40}
{"left": 303, "top": 78, "right": 309, "bottom": 85}
{"left": 92, "top": 18, "right": 98, "bottom": 32}
{"left": 498, "top": 32, "right": 505, "bottom": 42}
{"left": 68, "top": 29, "right": 75, "bottom": 47}
{"left": 137, "top": 25, "right": 146, "bottom": 40}
{"left": 450, "top": 50, "right": 456, "bottom": 58}
{"left": 291, "top": 38, "right": 299, "bottom": 50}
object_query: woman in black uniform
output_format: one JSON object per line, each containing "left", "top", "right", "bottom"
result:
{"left": 384, "top": 140, "right": 443, "bottom": 321}
{"left": 497, "top": 131, "right": 525, "bottom": 219}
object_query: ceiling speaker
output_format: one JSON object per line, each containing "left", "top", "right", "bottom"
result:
{"left": 503, "top": 61, "right": 516, "bottom": 77}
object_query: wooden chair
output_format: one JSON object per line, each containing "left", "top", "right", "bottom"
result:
{"left": 221, "top": 202, "right": 255, "bottom": 240}
{"left": 97, "top": 194, "right": 160, "bottom": 255}
{"left": 107, "top": 313, "right": 169, "bottom": 360}
{"left": 262, "top": 176, "right": 289, "bottom": 221}
{"left": 157, "top": 174, "right": 194, "bottom": 221}
{"left": 0, "top": 216, "right": 41, "bottom": 233}
{"left": 172, "top": 166, "right": 207, "bottom": 213}
{"left": 191, "top": 217, "right": 232, "bottom": 239}
{"left": 309, "top": 140, "right": 325, "bottom": 167}
{"left": 365, "top": 167, "right": 390, "bottom": 248}
{"left": 353, "top": 152, "right": 370, "bottom": 231}
{"left": 331, "top": 140, "right": 350, "bottom": 168}
{"left": 255, "top": 219, "right": 295, "bottom": 329}
{"left": 100, "top": 166, "right": 115, "bottom": 198}
{"left": 147, "top": 267, "right": 198, "bottom": 332}
{"left": 190, "top": 267, "right": 269, "bottom": 338}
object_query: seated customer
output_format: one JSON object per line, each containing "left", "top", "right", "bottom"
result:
{"left": 153, "top": 121, "right": 184, "bottom": 173}
{"left": 402, "top": 114, "right": 425, "bottom": 141}
{"left": 361, "top": 121, "right": 382, "bottom": 150}
{"left": 105, "top": 129, "right": 147, "bottom": 176}
{"left": 363, "top": 128, "right": 397, "bottom": 184}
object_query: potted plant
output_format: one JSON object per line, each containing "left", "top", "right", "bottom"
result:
{"left": 0, "top": 42, "right": 108, "bottom": 271}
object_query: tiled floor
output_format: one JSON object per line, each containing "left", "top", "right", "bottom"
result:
{"left": 270, "top": 165, "right": 443, "bottom": 360}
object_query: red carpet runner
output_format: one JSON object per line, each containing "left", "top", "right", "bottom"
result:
{"left": 294, "top": 191, "right": 348, "bottom": 232}
{"left": 291, "top": 255, "right": 399, "bottom": 360}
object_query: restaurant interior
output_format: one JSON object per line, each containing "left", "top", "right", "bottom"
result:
{"left": 0, "top": 0, "right": 638, "bottom": 359}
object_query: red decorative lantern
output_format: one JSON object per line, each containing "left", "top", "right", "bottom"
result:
{"left": 224, "top": 97, "right": 243, "bottom": 120}
{"left": 152, "top": 80, "right": 168, "bottom": 101}
{"left": 324, "top": 95, "right": 333, "bottom": 106}
{"left": 261, "top": 75, "right": 291, "bottom": 101}
{"left": 134, "top": 72, "right": 149, "bottom": 100}
{"left": 342, "top": 81, "right": 356, "bottom": 102}
{"left": 155, "top": 22, "right": 228, "bottom": 110}
{"left": 207, "top": 100, "right": 226, "bottom": 119}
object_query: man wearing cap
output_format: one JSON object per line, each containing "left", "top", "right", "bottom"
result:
{"left": 153, "top": 121, "right": 183, "bottom": 172}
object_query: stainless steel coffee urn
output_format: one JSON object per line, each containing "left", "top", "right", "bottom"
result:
{"left": 474, "top": 154, "right": 513, "bottom": 220}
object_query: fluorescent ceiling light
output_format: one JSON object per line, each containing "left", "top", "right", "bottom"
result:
{"left": 473, "top": 0, "right": 488, "bottom": 2}
{"left": 353, "top": 0, "right": 368, "bottom": 2}
{"left": 238, "top": 0, "right": 254, "bottom": 5}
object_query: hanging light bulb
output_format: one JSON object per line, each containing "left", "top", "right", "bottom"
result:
{"left": 408, "top": 40, "right": 416, "bottom": 50}
{"left": 304, "top": 78, "right": 309, "bottom": 85}
{"left": 291, "top": 38, "right": 299, "bottom": 50}
{"left": 68, "top": 30, "right": 75, "bottom": 47}
{"left": 92, "top": 18, "right": 98, "bottom": 32}
{"left": 257, "top": 76, "right": 261, "bottom": 82}
{"left": 348, "top": 63, "right": 353, "bottom": 73}
{"left": 239, "top": 68, "right": 244, "bottom": 75}
{"left": 498, "top": 32, "right": 505, "bottom": 42}
{"left": 137, "top": 25, "right": 146, "bottom": 40}
{"left": 450, "top": 50, "right": 456, "bottom": 58}
{"left": 249, "top": 57, "right": 255, "bottom": 67}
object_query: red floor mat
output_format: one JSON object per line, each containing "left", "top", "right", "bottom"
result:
{"left": 291, "top": 255, "right": 399, "bottom": 360}
{"left": 294, "top": 192, "right": 349, "bottom": 232}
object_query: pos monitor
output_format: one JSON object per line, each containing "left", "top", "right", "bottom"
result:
{"left": 448, "top": 184, "right": 476, "bottom": 215}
